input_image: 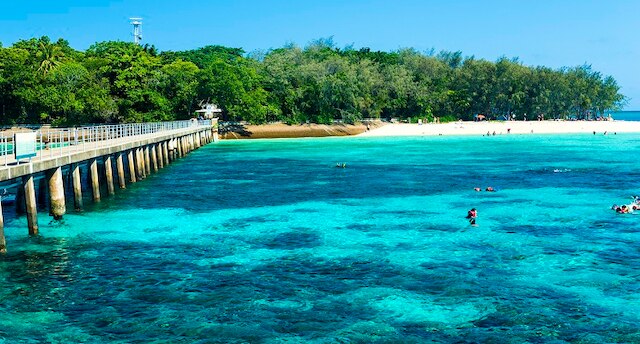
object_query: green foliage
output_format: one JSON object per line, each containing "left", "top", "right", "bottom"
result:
{"left": 0, "top": 36, "right": 627, "bottom": 125}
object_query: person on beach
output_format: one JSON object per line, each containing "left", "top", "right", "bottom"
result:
{"left": 466, "top": 208, "right": 477, "bottom": 226}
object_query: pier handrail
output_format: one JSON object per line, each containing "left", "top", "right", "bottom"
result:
{"left": 0, "top": 120, "right": 214, "bottom": 167}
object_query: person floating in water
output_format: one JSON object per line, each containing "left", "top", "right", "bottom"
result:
{"left": 335, "top": 163, "right": 347, "bottom": 168}
{"left": 612, "top": 204, "right": 632, "bottom": 214}
{"left": 466, "top": 208, "right": 477, "bottom": 226}
{"left": 473, "top": 187, "right": 481, "bottom": 192}
{"left": 485, "top": 186, "right": 496, "bottom": 192}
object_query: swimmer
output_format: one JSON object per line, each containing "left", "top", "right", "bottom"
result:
{"left": 466, "top": 208, "right": 478, "bottom": 226}
{"left": 485, "top": 186, "right": 496, "bottom": 192}
{"left": 473, "top": 187, "right": 481, "bottom": 192}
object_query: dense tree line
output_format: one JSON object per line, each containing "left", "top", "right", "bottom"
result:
{"left": 0, "top": 36, "right": 625, "bottom": 126}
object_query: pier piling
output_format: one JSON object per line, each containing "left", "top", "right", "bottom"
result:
{"left": 72, "top": 164, "right": 83, "bottom": 211}
{"left": 23, "top": 175, "right": 38, "bottom": 235}
{"left": 90, "top": 159, "right": 101, "bottom": 202}
{"left": 116, "top": 153, "right": 126, "bottom": 189}
{"left": 105, "top": 156, "right": 115, "bottom": 196}
{"left": 144, "top": 146, "right": 151, "bottom": 175}
{"left": 127, "top": 150, "right": 137, "bottom": 183}
{"left": 48, "top": 167, "right": 66, "bottom": 220}
{"left": 156, "top": 144, "right": 164, "bottom": 169}
{"left": 163, "top": 142, "right": 170, "bottom": 165}
{"left": 151, "top": 144, "right": 159, "bottom": 172}
{"left": 136, "top": 148, "right": 145, "bottom": 180}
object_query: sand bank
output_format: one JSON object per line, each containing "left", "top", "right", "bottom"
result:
{"left": 358, "top": 120, "right": 640, "bottom": 137}
{"left": 219, "top": 122, "right": 383, "bottom": 139}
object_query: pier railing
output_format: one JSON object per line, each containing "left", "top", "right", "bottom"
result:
{"left": 1, "top": 120, "right": 214, "bottom": 167}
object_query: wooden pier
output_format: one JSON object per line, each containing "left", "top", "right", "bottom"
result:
{"left": 0, "top": 120, "right": 218, "bottom": 253}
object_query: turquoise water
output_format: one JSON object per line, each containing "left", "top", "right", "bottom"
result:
{"left": 612, "top": 111, "right": 640, "bottom": 121}
{"left": 1, "top": 134, "right": 640, "bottom": 343}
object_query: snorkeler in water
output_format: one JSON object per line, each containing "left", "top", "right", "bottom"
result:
{"left": 466, "top": 208, "right": 477, "bottom": 226}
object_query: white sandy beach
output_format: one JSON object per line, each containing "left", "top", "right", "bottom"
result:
{"left": 358, "top": 120, "right": 640, "bottom": 137}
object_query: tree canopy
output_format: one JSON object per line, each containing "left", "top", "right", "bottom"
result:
{"left": 0, "top": 36, "right": 626, "bottom": 125}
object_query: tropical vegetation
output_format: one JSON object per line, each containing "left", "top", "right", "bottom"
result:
{"left": 0, "top": 36, "right": 626, "bottom": 126}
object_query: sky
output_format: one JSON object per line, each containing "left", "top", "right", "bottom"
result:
{"left": 1, "top": 0, "right": 639, "bottom": 109}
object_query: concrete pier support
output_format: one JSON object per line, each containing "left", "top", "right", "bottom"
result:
{"left": 90, "top": 159, "right": 101, "bottom": 202}
{"left": 143, "top": 146, "right": 151, "bottom": 174}
{"left": 105, "top": 156, "right": 115, "bottom": 196}
{"left": 23, "top": 175, "right": 38, "bottom": 235}
{"left": 0, "top": 201, "right": 5, "bottom": 253}
{"left": 151, "top": 144, "right": 159, "bottom": 172}
{"left": 136, "top": 148, "right": 145, "bottom": 180}
{"left": 48, "top": 167, "right": 66, "bottom": 220}
{"left": 127, "top": 150, "right": 137, "bottom": 183}
{"left": 163, "top": 141, "right": 170, "bottom": 165}
{"left": 116, "top": 153, "right": 126, "bottom": 189}
{"left": 156, "top": 144, "right": 164, "bottom": 169}
{"left": 167, "top": 140, "right": 174, "bottom": 161}
{"left": 177, "top": 138, "right": 183, "bottom": 158}
{"left": 72, "top": 164, "right": 83, "bottom": 211}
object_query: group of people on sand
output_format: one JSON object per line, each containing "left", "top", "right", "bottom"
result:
{"left": 612, "top": 196, "right": 640, "bottom": 214}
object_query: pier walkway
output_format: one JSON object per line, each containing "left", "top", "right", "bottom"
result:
{"left": 0, "top": 120, "right": 218, "bottom": 253}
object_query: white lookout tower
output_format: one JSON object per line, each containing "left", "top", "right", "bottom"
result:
{"left": 130, "top": 17, "right": 143, "bottom": 44}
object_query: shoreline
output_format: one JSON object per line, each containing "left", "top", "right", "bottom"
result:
{"left": 358, "top": 120, "right": 640, "bottom": 137}
{"left": 219, "top": 120, "right": 640, "bottom": 139}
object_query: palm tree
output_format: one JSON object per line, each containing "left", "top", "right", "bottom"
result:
{"left": 36, "top": 41, "right": 65, "bottom": 75}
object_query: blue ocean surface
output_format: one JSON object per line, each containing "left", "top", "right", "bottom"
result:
{"left": 1, "top": 134, "right": 640, "bottom": 343}
{"left": 612, "top": 110, "right": 640, "bottom": 121}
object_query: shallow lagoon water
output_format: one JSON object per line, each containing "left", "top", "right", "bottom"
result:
{"left": 1, "top": 133, "right": 640, "bottom": 343}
